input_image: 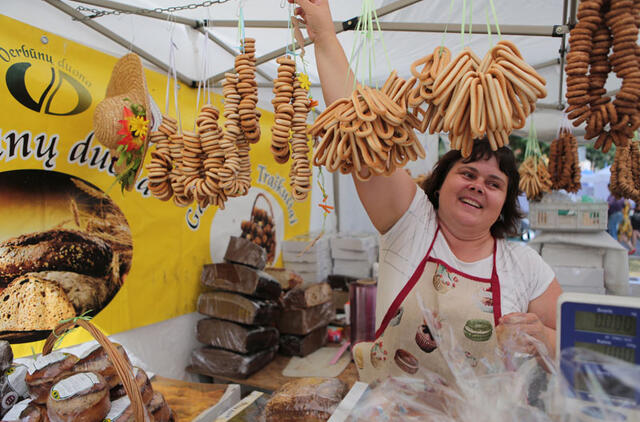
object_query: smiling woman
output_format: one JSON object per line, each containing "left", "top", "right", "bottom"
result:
{"left": 292, "top": 0, "right": 563, "bottom": 385}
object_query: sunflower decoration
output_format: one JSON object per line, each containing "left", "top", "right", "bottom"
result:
{"left": 113, "top": 101, "right": 149, "bottom": 190}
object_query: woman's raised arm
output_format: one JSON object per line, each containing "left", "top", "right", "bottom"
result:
{"left": 291, "top": 0, "right": 417, "bottom": 233}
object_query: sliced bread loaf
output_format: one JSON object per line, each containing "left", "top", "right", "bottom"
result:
{"left": 0, "top": 275, "right": 75, "bottom": 332}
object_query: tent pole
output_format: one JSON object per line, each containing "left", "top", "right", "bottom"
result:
{"left": 208, "top": 0, "right": 423, "bottom": 84}
{"left": 42, "top": 0, "right": 194, "bottom": 86}
{"left": 65, "top": 0, "right": 197, "bottom": 27}
{"left": 68, "top": 0, "right": 274, "bottom": 83}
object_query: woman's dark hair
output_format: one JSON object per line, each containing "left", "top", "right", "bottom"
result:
{"left": 421, "top": 137, "right": 523, "bottom": 239}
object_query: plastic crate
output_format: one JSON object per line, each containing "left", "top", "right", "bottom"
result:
{"left": 529, "top": 201, "right": 608, "bottom": 232}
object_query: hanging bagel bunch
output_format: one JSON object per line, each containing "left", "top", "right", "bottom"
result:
{"left": 146, "top": 115, "right": 177, "bottom": 202}
{"left": 408, "top": 40, "right": 547, "bottom": 157}
{"left": 566, "top": 0, "right": 640, "bottom": 153}
{"left": 548, "top": 128, "right": 582, "bottom": 193}
{"left": 519, "top": 155, "right": 553, "bottom": 201}
{"left": 565, "top": 0, "right": 640, "bottom": 199}
{"left": 145, "top": 39, "right": 262, "bottom": 208}
{"left": 270, "top": 55, "right": 312, "bottom": 201}
{"left": 309, "top": 72, "right": 427, "bottom": 181}
{"left": 610, "top": 139, "right": 640, "bottom": 201}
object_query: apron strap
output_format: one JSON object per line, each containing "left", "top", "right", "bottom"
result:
{"left": 490, "top": 238, "right": 502, "bottom": 326}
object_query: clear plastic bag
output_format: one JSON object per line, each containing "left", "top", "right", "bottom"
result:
{"left": 347, "top": 295, "right": 639, "bottom": 421}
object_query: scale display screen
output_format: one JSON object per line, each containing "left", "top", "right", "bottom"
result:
{"left": 575, "top": 311, "right": 637, "bottom": 337}
{"left": 574, "top": 342, "right": 636, "bottom": 364}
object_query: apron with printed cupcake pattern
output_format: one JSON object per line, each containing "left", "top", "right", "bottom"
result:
{"left": 352, "top": 227, "right": 502, "bottom": 384}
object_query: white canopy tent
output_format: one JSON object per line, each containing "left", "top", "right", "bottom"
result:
{"left": 2, "top": 0, "right": 625, "bottom": 233}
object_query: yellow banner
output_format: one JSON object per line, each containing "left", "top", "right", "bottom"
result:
{"left": 0, "top": 15, "right": 310, "bottom": 356}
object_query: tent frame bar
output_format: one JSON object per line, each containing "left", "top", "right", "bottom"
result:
{"left": 207, "top": 0, "right": 423, "bottom": 84}
{"left": 43, "top": 0, "right": 195, "bottom": 86}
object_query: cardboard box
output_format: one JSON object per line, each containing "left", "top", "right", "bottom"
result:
{"left": 552, "top": 266, "right": 604, "bottom": 289}
{"left": 333, "top": 259, "right": 372, "bottom": 279}
{"left": 283, "top": 247, "right": 332, "bottom": 263}
{"left": 541, "top": 244, "right": 605, "bottom": 269}
{"left": 330, "top": 247, "right": 377, "bottom": 262}
{"left": 282, "top": 234, "right": 330, "bottom": 253}
{"left": 330, "top": 233, "right": 377, "bottom": 251}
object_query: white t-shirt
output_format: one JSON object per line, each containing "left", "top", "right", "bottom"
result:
{"left": 376, "top": 189, "right": 555, "bottom": 327}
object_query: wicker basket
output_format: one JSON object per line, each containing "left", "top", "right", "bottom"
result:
{"left": 42, "top": 319, "right": 149, "bottom": 421}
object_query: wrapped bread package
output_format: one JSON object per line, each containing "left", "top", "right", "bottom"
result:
{"left": 24, "top": 351, "right": 79, "bottom": 404}
{"left": 191, "top": 346, "right": 277, "bottom": 379}
{"left": 201, "top": 263, "right": 282, "bottom": 300}
{"left": 147, "top": 391, "right": 174, "bottom": 422}
{"left": 264, "top": 377, "right": 348, "bottom": 422}
{"left": 224, "top": 236, "right": 267, "bottom": 270}
{"left": 72, "top": 343, "right": 131, "bottom": 389}
{"left": 277, "top": 301, "right": 335, "bottom": 335}
{"left": 46, "top": 372, "right": 111, "bottom": 422}
{"left": 197, "top": 292, "right": 278, "bottom": 325}
{"left": 279, "top": 326, "right": 328, "bottom": 357}
{"left": 283, "top": 282, "right": 332, "bottom": 309}
{"left": 197, "top": 318, "right": 279, "bottom": 354}
{"left": 264, "top": 267, "right": 303, "bottom": 291}
{"left": 214, "top": 390, "right": 269, "bottom": 422}
{"left": 109, "top": 367, "right": 153, "bottom": 405}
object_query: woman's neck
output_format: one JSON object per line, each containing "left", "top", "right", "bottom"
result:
{"left": 437, "top": 217, "right": 494, "bottom": 262}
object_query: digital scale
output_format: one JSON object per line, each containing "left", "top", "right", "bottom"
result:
{"left": 557, "top": 292, "right": 640, "bottom": 421}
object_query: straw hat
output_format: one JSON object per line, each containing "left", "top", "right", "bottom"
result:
{"left": 93, "top": 53, "right": 152, "bottom": 191}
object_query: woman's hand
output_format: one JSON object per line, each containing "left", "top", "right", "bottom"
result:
{"left": 287, "top": 0, "right": 335, "bottom": 44}
{"left": 496, "top": 312, "right": 555, "bottom": 360}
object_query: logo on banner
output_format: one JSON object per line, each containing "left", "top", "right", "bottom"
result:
{"left": 1, "top": 45, "right": 92, "bottom": 116}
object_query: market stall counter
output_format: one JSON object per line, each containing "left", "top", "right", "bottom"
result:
{"left": 187, "top": 349, "right": 358, "bottom": 394}
{"left": 151, "top": 376, "right": 240, "bottom": 422}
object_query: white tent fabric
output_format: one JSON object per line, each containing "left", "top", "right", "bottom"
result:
{"left": 2, "top": 0, "right": 628, "bottom": 234}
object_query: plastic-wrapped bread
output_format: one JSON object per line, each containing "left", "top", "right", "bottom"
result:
{"left": 201, "top": 263, "right": 282, "bottom": 300}
{"left": 223, "top": 236, "right": 267, "bottom": 270}
{"left": 197, "top": 292, "right": 278, "bottom": 325}
{"left": 146, "top": 392, "right": 174, "bottom": 422}
{"left": 264, "top": 268, "right": 303, "bottom": 291}
{"left": 102, "top": 396, "right": 136, "bottom": 422}
{"left": 72, "top": 343, "right": 131, "bottom": 389}
{"left": 190, "top": 346, "right": 277, "bottom": 379}
{"left": 264, "top": 377, "right": 348, "bottom": 422}
{"left": 196, "top": 318, "right": 279, "bottom": 354}
{"left": 214, "top": 390, "right": 269, "bottom": 422}
{"left": 46, "top": 372, "right": 110, "bottom": 422}
{"left": 283, "top": 283, "right": 332, "bottom": 309}
{"left": 279, "top": 326, "right": 328, "bottom": 357}
{"left": 0, "top": 364, "right": 29, "bottom": 417}
{"left": 109, "top": 367, "right": 153, "bottom": 405}
{"left": 277, "top": 301, "right": 335, "bottom": 335}
{"left": 24, "top": 352, "right": 78, "bottom": 404}
{"left": 0, "top": 398, "right": 47, "bottom": 422}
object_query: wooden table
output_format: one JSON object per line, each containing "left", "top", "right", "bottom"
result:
{"left": 187, "top": 353, "right": 358, "bottom": 394}
{"left": 152, "top": 376, "right": 239, "bottom": 421}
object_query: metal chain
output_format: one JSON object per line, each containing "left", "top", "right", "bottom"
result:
{"left": 76, "top": 0, "right": 234, "bottom": 20}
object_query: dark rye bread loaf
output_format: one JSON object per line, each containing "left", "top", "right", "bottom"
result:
{"left": 0, "top": 229, "right": 113, "bottom": 286}
{"left": 201, "top": 263, "right": 282, "bottom": 301}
